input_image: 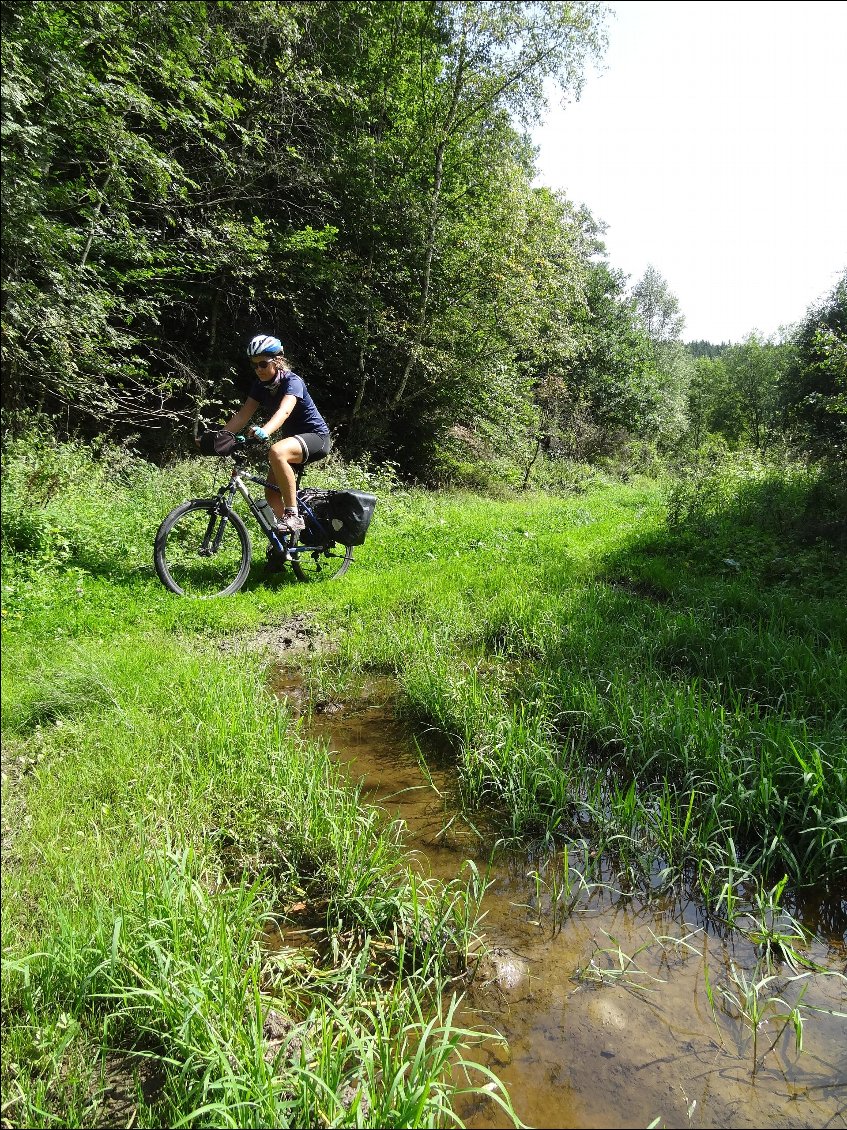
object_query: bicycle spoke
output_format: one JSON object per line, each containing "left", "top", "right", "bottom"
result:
{"left": 155, "top": 501, "right": 251, "bottom": 597}
{"left": 290, "top": 541, "right": 352, "bottom": 582}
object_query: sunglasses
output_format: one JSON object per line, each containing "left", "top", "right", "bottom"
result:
{"left": 250, "top": 358, "right": 275, "bottom": 370}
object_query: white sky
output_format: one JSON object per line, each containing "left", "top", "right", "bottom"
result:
{"left": 531, "top": 0, "right": 847, "bottom": 343}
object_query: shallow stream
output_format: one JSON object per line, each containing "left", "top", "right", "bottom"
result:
{"left": 272, "top": 671, "right": 847, "bottom": 1130}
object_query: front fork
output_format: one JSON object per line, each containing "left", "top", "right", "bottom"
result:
{"left": 199, "top": 483, "right": 240, "bottom": 557}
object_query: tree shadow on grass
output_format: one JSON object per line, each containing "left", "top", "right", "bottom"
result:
{"left": 601, "top": 467, "right": 847, "bottom": 617}
{"left": 537, "top": 471, "right": 847, "bottom": 930}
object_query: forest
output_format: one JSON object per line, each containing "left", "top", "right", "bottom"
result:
{"left": 2, "top": 3, "right": 846, "bottom": 1129}
{"left": 3, "top": 0, "right": 843, "bottom": 478}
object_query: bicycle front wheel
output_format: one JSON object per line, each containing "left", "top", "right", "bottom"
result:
{"left": 154, "top": 500, "right": 252, "bottom": 597}
{"left": 290, "top": 540, "right": 353, "bottom": 583}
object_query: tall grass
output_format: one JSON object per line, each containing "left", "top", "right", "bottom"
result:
{"left": 3, "top": 840, "right": 509, "bottom": 1128}
{"left": 305, "top": 456, "right": 845, "bottom": 904}
{"left": 3, "top": 436, "right": 845, "bottom": 1122}
{"left": 1, "top": 620, "right": 511, "bottom": 1125}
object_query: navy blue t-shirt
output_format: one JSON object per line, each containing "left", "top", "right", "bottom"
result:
{"left": 248, "top": 370, "right": 329, "bottom": 436}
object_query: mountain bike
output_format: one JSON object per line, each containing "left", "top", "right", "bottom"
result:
{"left": 154, "top": 441, "right": 373, "bottom": 597}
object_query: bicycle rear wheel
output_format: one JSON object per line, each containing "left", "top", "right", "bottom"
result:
{"left": 154, "top": 499, "right": 252, "bottom": 597}
{"left": 290, "top": 539, "right": 352, "bottom": 582}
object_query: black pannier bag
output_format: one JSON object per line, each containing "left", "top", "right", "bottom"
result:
{"left": 198, "top": 429, "right": 240, "bottom": 456}
{"left": 300, "top": 488, "right": 377, "bottom": 546}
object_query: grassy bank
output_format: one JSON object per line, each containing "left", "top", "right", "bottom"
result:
{"left": 2, "top": 436, "right": 846, "bottom": 1125}
{"left": 1, "top": 628, "right": 511, "bottom": 1127}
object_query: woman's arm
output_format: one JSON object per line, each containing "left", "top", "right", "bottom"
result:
{"left": 224, "top": 398, "right": 260, "bottom": 433}
{"left": 260, "top": 393, "right": 298, "bottom": 438}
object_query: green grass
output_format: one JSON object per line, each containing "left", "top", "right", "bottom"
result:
{"left": 2, "top": 435, "right": 846, "bottom": 1125}
{"left": 1, "top": 632, "right": 510, "bottom": 1127}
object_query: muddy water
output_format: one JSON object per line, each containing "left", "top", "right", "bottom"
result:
{"left": 273, "top": 673, "right": 847, "bottom": 1129}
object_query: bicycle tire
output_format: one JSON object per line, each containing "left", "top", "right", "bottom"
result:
{"left": 290, "top": 539, "right": 353, "bottom": 583}
{"left": 154, "top": 499, "right": 252, "bottom": 597}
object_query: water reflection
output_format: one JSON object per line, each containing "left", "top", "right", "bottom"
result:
{"left": 272, "top": 669, "right": 847, "bottom": 1130}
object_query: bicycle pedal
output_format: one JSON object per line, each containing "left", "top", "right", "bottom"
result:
{"left": 265, "top": 546, "right": 289, "bottom": 568}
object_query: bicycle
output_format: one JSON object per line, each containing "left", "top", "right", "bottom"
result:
{"left": 154, "top": 438, "right": 372, "bottom": 597}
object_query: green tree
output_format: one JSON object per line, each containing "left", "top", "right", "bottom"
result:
{"left": 687, "top": 335, "right": 792, "bottom": 450}
{"left": 1, "top": 0, "right": 275, "bottom": 430}
{"left": 726, "top": 335, "right": 790, "bottom": 449}
{"left": 687, "top": 354, "right": 728, "bottom": 448}
{"left": 385, "top": 0, "right": 608, "bottom": 415}
{"left": 782, "top": 270, "right": 847, "bottom": 463}
{"left": 532, "top": 260, "right": 658, "bottom": 461}
{"left": 632, "top": 264, "right": 685, "bottom": 344}
{"left": 687, "top": 339, "right": 730, "bottom": 359}
{"left": 630, "top": 264, "right": 691, "bottom": 445}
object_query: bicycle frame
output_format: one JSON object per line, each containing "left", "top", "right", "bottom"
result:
{"left": 212, "top": 453, "right": 334, "bottom": 558}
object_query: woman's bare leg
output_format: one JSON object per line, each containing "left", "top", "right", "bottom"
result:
{"left": 267, "top": 437, "right": 304, "bottom": 511}
{"left": 264, "top": 468, "right": 286, "bottom": 521}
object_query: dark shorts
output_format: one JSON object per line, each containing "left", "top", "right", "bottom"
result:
{"left": 292, "top": 431, "right": 332, "bottom": 464}
{"left": 265, "top": 433, "right": 331, "bottom": 491}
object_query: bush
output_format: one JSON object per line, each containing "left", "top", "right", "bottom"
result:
{"left": 429, "top": 436, "right": 518, "bottom": 495}
{"left": 1, "top": 434, "right": 208, "bottom": 579}
{"left": 665, "top": 446, "right": 847, "bottom": 549}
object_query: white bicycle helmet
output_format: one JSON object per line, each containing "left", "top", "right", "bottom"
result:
{"left": 247, "top": 334, "right": 283, "bottom": 357}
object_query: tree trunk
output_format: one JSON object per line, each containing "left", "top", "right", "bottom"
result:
{"left": 350, "top": 314, "right": 370, "bottom": 422}
{"left": 193, "top": 292, "right": 220, "bottom": 438}
{"left": 80, "top": 170, "right": 113, "bottom": 270}
{"left": 391, "top": 30, "right": 467, "bottom": 408}
{"left": 521, "top": 438, "right": 542, "bottom": 490}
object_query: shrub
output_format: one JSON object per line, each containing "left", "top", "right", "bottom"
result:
{"left": 665, "top": 446, "right": 847, "bottom": 549}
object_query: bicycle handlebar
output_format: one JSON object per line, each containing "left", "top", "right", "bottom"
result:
{"left": 197, "top": 427, "right": 264, "bottom": 458}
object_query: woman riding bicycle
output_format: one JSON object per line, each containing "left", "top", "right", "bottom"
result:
{"left": 222, "top": 335, "right": 331, "bottom": 533}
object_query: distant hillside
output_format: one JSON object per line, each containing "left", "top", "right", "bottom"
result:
{"left": 687, "top": 340, "right": 731, "bottom": 358}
